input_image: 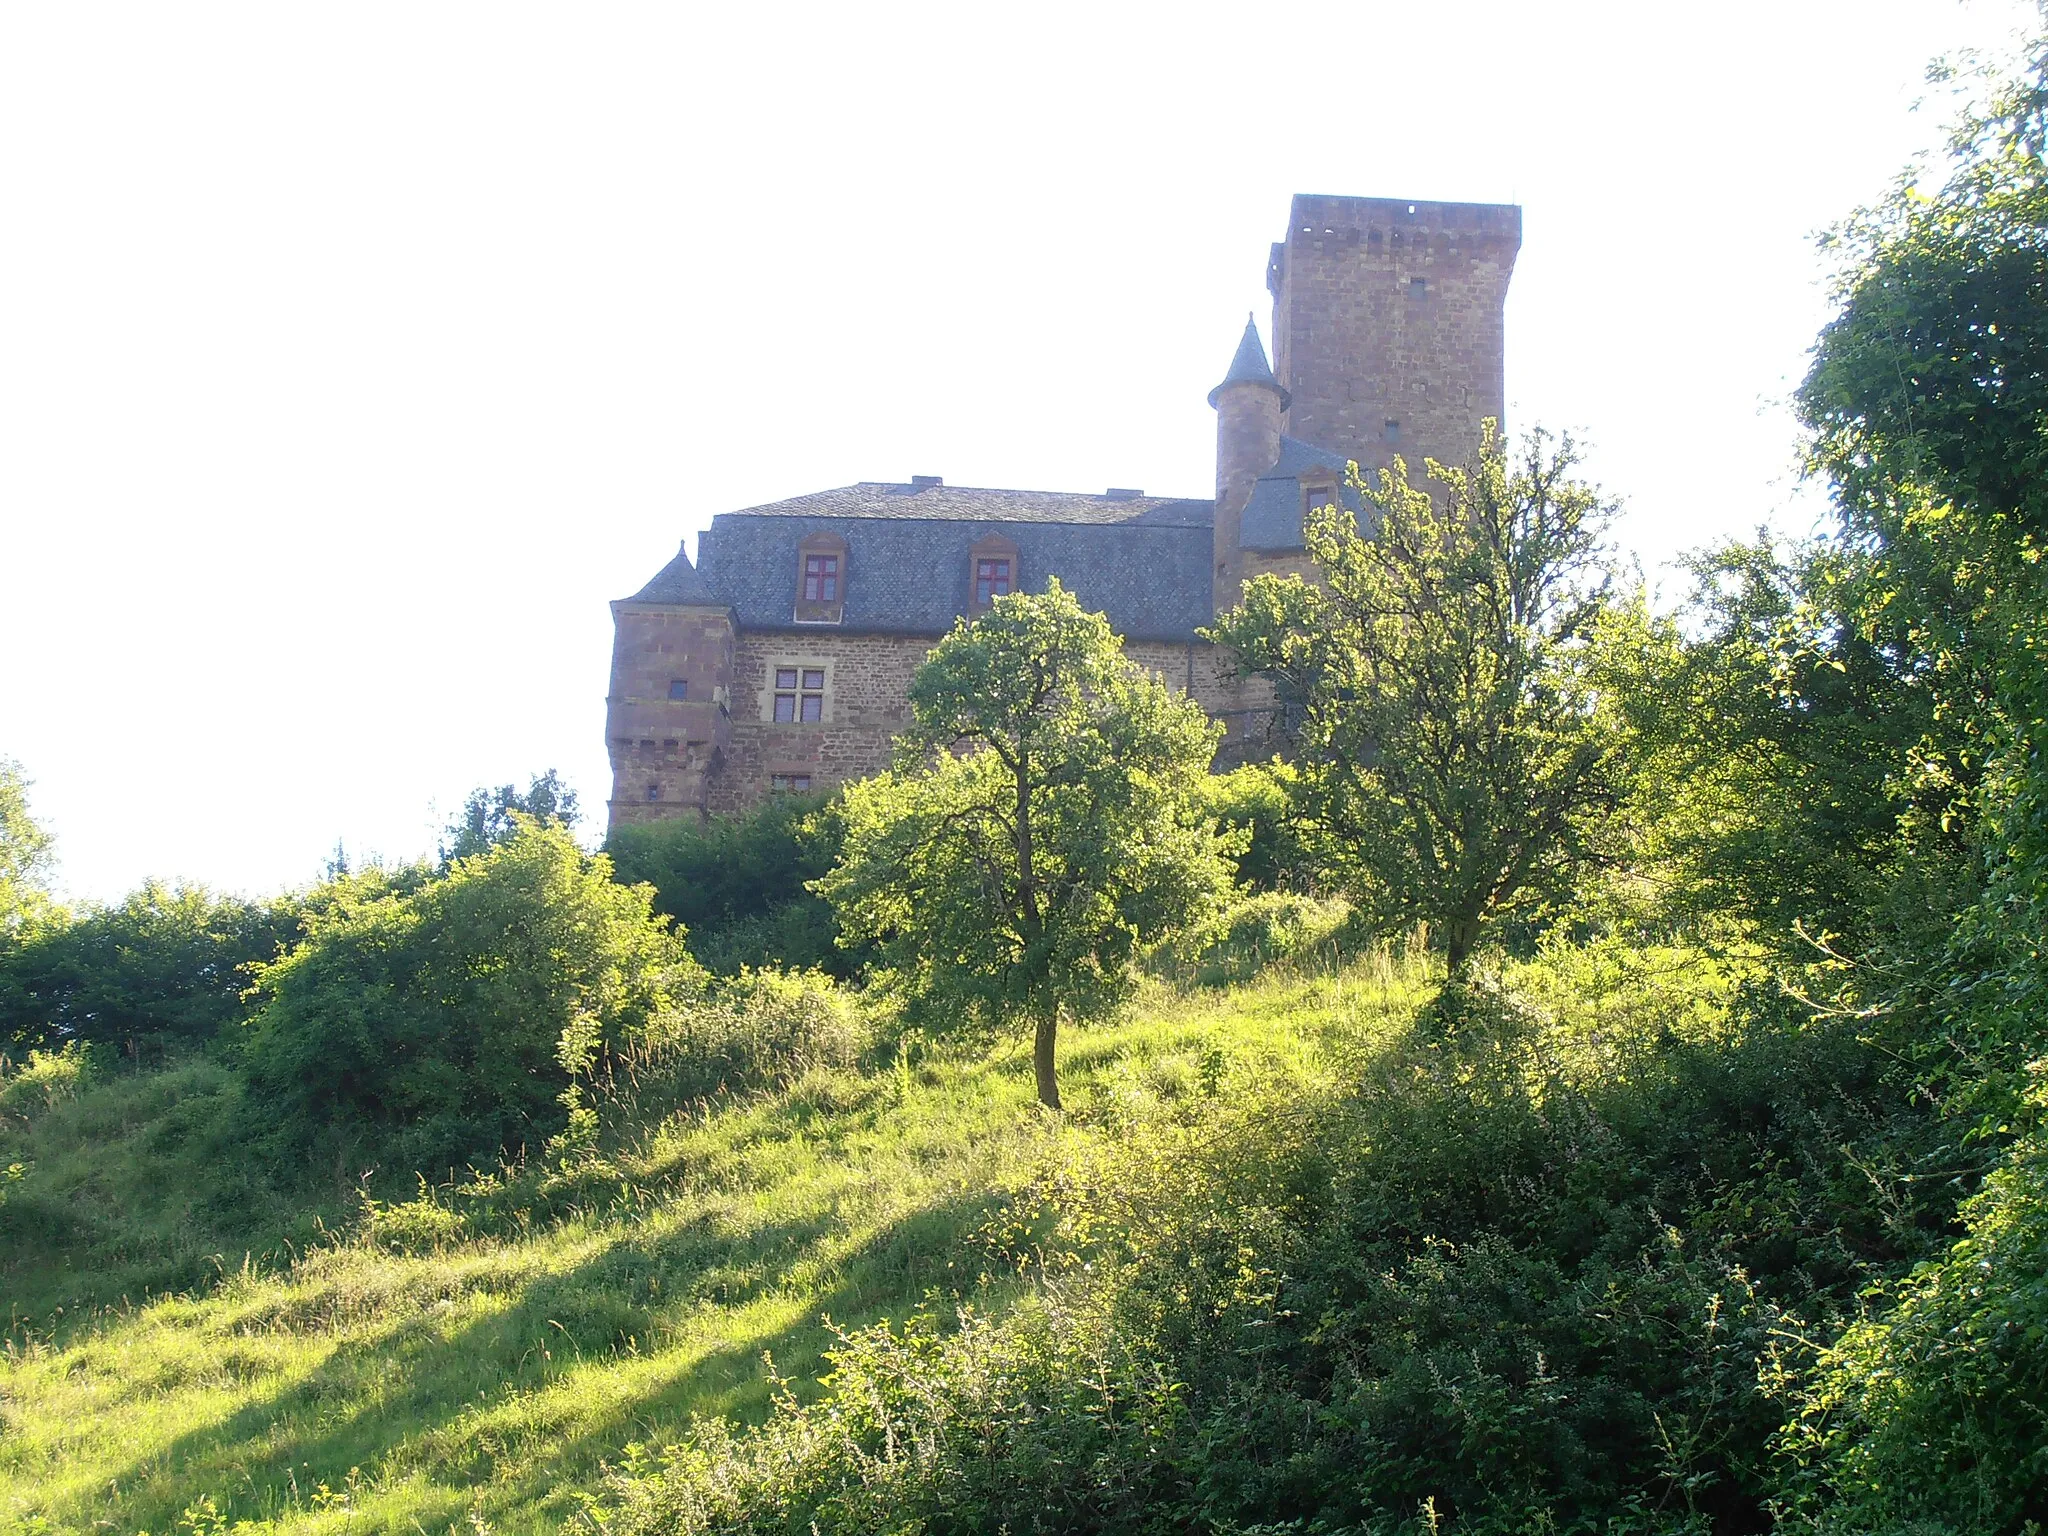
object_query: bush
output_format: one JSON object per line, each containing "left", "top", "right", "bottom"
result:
{"left": 605, "top": 794, "right": 852, "bottom": 976}
{"left": 1775, "top": 1067, "right": 2048, "bottom": 1534}
{"left": 625, "top": 966, "right": 866, "bottom": 1109}
{"left": 602, "top": 950, "right": 1944, "bottom": 1536}
{"left": 1199, "top": 761, "right": 1318, "bottom": 892}
{"left": 242, "top": 821, "right": 700, "bottom": 1176}
{"left": 0, "top": 1041, "right": 89, "bottom": 1121}
{"left": 1168, "top": 891, "right": 1350, "bottom": 986}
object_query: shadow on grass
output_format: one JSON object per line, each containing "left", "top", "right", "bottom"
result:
{"left": 55, "top": 1182, "right": 1020, "bottom": 1535}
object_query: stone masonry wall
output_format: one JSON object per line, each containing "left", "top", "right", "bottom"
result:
{"left": 1212, "top": 380, "right": 1284, "bottom": 611}
{"left": 690, "top": 630, "right": 1273, "bottom": 816}
{"left": 1270, "top": 194, "right": 1520, "bottom": 480}
{"left": 605, "top": 603, "right": 736, "bottom": 831}
{"left": 706, "top": 631, "right": 929, "bottom": 814}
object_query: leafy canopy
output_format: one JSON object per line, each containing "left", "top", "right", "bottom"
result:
{"left": 244, "top": 819, "right": 697, "bottom": 1175}
{"left": 606, "top": 789, "right": 852, "bottom": 976}
{"left": 815, "top": 581, "right": 1236, "bottom": 1107}
{"left": 1209, "top": 424, "right": 1628, "bottom": 970}
{"left": 439, "top": 769, "right": 580, "bottom": 865}
{"left": 0, "top": 758, "right": 56, "bottom": 940}
{"left": 0, "top": 882, "right": 299, "bottom": 1058}
{"left": 1764, "top": 29, "right": 2048, "bottom": 1527}
{"left": 1604, "top": 536, "right": 1978, "bottom": 963}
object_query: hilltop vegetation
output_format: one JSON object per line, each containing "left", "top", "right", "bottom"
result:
{"left": 6, "top": 27, "right": 2048, "bottom": 1536}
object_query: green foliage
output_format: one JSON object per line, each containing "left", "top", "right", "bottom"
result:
{"left": 0, "top": 1041, "right": 90, "bottom": 1121}
{"left": 439, "top": 768, "right": 581, "bottom": 865}
{"left": 602, "top": 948, "right": 1940, "bottom": 1536}
{"left": 1609, "top": 539, "right": 1978, "bottom": 962}
{"left": 1167, "top": 889, "right": 1351, "bottom": 987}
{"left": 624, "top": 965, "right": 868, "bottom": 1112}
{"left": 604, "top": 790, "right": 850, "bottom": 976}
{"left": 0, "top": 757, "right": 56, "bottom": 939}
{"left": 817, "top": 580, "right": 1237, "bottom": 1107}
{"left": 1776, "top": 1067, "right": 2048, "bottom": 1534}
{"left": 1199, "top": 760, "right": 1320, "bottom": 891}
{"left": 242, "top": 820, "right": 699, "bottom": 1175}
{"left": 1798, "top": 25, "right": 2048, "bottom": 971}
{"left": 0, "top": 882, "right": 299, "bottom": 1057}
{"left": 1210, "top": 425, "right": 1631, "bottom": 971}
{"left": 1763, "top": 31, "right": 2048, "bottom": 1525}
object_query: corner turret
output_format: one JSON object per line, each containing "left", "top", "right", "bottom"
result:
{"left": 605, "top": 541, "right": 736, "bottom": 832}
{"left": 1210, "top": 315, "right": 1286, "bottom": 612}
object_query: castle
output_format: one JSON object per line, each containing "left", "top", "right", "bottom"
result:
{"left": 604, "top": 193, "right": 1520, "bottom": 832}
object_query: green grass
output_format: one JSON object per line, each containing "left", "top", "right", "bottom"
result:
{"left": 0, "top": 956, "right": 1435, "bottom": 1536}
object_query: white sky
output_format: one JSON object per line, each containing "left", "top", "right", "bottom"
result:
{"left": 1, "top": 1, "right": 2035, "bottom": 904}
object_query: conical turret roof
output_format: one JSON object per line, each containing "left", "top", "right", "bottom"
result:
{"left": 621, "top": 541, "right": 724, "bottom": 606}
{"left": 1208, "top": 314, "right": 1290, "bottom": 409}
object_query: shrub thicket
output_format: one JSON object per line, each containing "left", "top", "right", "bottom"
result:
{"left": 605, "top": 954, "right": 1944, "bottom": 1536}
{"left": 605, "top": 792, "right": 851, "bottom": 976}
{"left": 243, "top": 821, "right": 698, "bottom": 1175}
{"left": 0, "top": 882, "right": 298, "bottom": 1058}
{"left": 624, "top": 966, "right": 868, "bottom": 1111}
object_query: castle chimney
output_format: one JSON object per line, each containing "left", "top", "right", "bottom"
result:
{"left": 1209, "top": 315, "right": 1286, "bottom": 612}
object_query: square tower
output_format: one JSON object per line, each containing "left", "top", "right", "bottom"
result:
{"left": 1268, "top": 194, "right": 1521, "bottom": 475}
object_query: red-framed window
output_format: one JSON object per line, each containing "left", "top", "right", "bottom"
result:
{"left": 773, "top": 667, "right": 826, "bottom": 723}
{"left": 802, "top": 553, "right": 839, "bottom": 603}
{"left": 974, "top": 557, "right": 1012, "bottom": 605}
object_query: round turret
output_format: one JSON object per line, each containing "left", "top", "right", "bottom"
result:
{"left": 1211, "top": 316, "right": 1286, "bottom": 606}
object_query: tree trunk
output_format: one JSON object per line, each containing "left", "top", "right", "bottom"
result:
{"left": 1445, "top": 918, "right": 1478, "bottom": 976}
{"left": 1033, "top": 1002, "right": 1062, "bottom": 1111}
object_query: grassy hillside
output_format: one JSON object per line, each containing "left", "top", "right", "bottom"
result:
{"left": 0, "top": 958, "right": 1424, "bottom": 1536}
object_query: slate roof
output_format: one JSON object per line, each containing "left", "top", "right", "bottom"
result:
{"left": 694, "top": 486, "right": 1215, "bottom": 642}
{"left": 624, "top": 542, "right": 723, "bottom": 605}
{"left": 720, "top": 481, "right": 1212, "bottom": 528}
{"left": 619, "top": 317, "right": 1379, "bottom": 633}
{"left": 1239, "top": 436, "right": 1371, "bottom": 552}
{"left": 1208, "top": 316, "right": 1290, "bottom": 409}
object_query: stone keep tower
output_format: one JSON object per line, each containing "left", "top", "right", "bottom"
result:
{"left": 1268, "top": 194, "right": 1521, "bottom": 475}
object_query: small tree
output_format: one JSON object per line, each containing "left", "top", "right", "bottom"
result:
{"left": 0, "top": 758, "right": 56, "bottom": 940}
{"left": 439, "top": 769, "right": 581, "bottom": 864}
{"left": 1209, "top": 424, "right": 1626, "bottom": 972}
{"left": 815, "top": 581, "right": 1236, "bottom": 1108}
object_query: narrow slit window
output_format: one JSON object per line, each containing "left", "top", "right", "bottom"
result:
{"left": 975, "top": 557, "right": 1012, "bottom": 604}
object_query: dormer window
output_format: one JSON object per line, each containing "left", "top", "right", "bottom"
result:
{"left": 975, "top": 558, "right": 1011, "bottom": 604}
{"left": 802, "top": 553, "right": 838, "bottom": 603}
{"left": 967, "top": 532, "right": 1020, "bottom": 615}
{"left": 794, "top": 531, "right": 848, "bottom": 624}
